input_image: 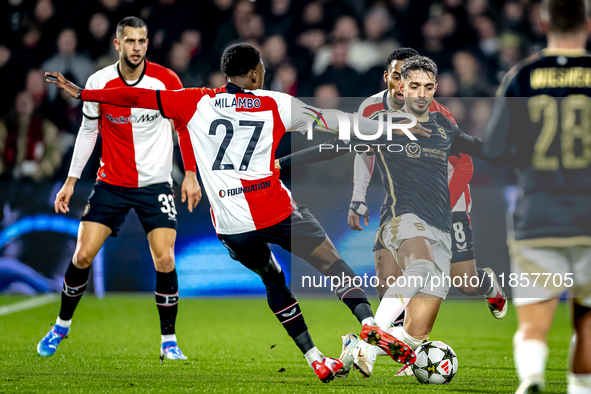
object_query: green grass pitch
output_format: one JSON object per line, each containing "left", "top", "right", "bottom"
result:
{"left": 0, "top": 296, "right": 571, "bottom": 393}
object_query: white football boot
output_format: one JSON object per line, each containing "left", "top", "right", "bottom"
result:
{"left": 353, "top": 340, "right": 379, "bottom": 377}
{"left": 336, "top": 333, "right": 360, "bottom": 378}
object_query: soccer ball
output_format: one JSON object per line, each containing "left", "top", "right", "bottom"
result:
{"left": 411, "top": 341, "right": 458, "bottom": 384}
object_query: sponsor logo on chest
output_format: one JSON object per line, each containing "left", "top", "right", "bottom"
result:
{"left": 105, "top": 112, "right": 160, "bottom": 124}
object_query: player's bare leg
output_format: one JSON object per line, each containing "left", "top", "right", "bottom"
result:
{"left": 450, "top": 260, "right": 479, "bottom": 296}
{"left": 303, "top": 237, "right": 415, "bottom": 370}
{"left": 361, "top": 237, "right": 437, "bottom": 364}
{"left": 147, "top": 228, "right": 186, "bottom": 360}
{"left": 38, "top": 222, "right": 111, "bottom": 356}
{"left": 568, "top": 301, "right": 591, "bottom": 393}
{"left": 514, "top": 299, "right": 559, "bottom": 393}
{"left": 403, "top": 296, "right": 442, "bottom": 340}
{"left": 363, "top": 248, "right": 437, "bottom": 376}
{"left": 375, "top": 248, "right": 402, "bottom": 300}
{"left": 451, "top": 260, "right": 507, "bottom": 319}
{"left": 368, "top": 237, "right": 438, "bottom": 337}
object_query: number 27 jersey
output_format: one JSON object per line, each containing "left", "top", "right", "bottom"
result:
{"left": 157, "top": 83, "right": 298, "bottom": 235}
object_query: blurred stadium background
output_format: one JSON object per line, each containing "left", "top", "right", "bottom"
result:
{"left": 0, "top": 0, "right": 550, "bottom": 297}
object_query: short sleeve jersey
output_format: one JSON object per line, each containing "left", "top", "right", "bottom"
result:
{"left": 84, "top": 61, "right": 183, "bottom": 188}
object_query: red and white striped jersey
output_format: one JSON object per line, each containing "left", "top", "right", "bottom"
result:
{"left": 358, "top": 90, "right": 473, "bottom": 213}
{"left": 81, "top": 83, "right": 386, "bottom": 234}
{"left": 158, "top": 83, "right": 300, "bottom": 234}
{"left": 448, "top": 154, "right": 473, "bottom": 213}
{"left": 70, "top": 60, "right": 196, "bottom": 188}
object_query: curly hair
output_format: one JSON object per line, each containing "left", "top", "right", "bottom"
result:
{"left": 385, "top": 48, "right": 420, "bottom": 71}
{"left": 220, "top": 43, "right": 261, "bottom": 77}
{"left": 401, "top": 55, "right": 438, "bottom": 80}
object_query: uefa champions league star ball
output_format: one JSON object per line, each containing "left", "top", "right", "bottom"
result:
{"left": 411, "top": 341, "right": 458, "bottom": 384}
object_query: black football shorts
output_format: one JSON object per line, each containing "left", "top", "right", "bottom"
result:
{"left": 218, "top": 205, "right": 327, "bottom": 271}
{"left": 451, "top": 211, "right": 476, "bottom": 263}
{"left": 81, "top": 181, "right": 177, "bottom": 237}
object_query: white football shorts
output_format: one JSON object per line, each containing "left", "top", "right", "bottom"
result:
{"left": 380, "top": 213, "right": 452, "bottom": 299}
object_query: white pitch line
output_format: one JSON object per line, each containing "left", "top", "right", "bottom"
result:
{"left": 0, "top": 294, "right": 60, "bottom": 316}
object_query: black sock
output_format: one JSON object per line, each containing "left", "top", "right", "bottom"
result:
{"left": 59, "top": 261, "right": 91, "bottom": 321}
{"left": 325, "top": 259, "right": 373, "bottom": 323}
{"left": 475, "top": 268, "right": 494, "bottom": 297}
{"left": 155, "top": 269, "right": 179, "bottom": 336}
{"left": 263, "top": 270, "right": 311, "bottom": 354}
{"left": 293, "top": 331, "right": 315, "bottom": 355}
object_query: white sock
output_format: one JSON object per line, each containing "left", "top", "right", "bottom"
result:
{"left": 376, "top": 297, "right": 409, "bottom": 330}
{"left": 56, "top": 317, "right": 71, "bottom": 329}
{"left": 373, "top": 327, "right": 425, "bottom": 357}
{"left": 361, "top": 317, "right": 377, "bottom": 327}
{"left": 304, "top": 347, "right": 324, "bottom": 367}
{"left": 161, "top": 334, "right": 177, "bottom": 344}
{"left": 387, "top": 327, "right": 426, "bottom": 351}
{"left": 513, "top": 330, "right": 548, "bottom": 382}
{"left": 375, "top": 259, "right": 436, "bottom": 329}
{"left": 568, "top": 373, "right": 591, "bottom": 394}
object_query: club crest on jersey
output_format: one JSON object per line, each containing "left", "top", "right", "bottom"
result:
{"left": 405, "top": 142, "right": 422, "bottom": 158}
{"left": 438, "top": 127, "right": 447, "bottom": 139}
{"left": 214, "top": 97, "right": 261, "bottom": 109}
{"left": 105, "top": 113, "right": 160, "bottom": 124}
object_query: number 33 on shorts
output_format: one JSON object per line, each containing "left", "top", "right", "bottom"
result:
{"left": 158, "top": 194, "right": 177, "bottom": 218}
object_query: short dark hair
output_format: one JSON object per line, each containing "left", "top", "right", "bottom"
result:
{"left": 385, "top": 48, "right": 420, "bottom": 71}
{"left": 541, "top": 0, "right": 587, "bottom": 33}
{"left": 117, "top": 17, "right": 147, "bottom": 37}
{"left": 221, "top": 43, "right": 261, "bottom": 77}
{"left": 401, "top": 55, "right": 438, "bottom": 80}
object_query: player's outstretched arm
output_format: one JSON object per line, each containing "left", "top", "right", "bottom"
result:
{"left": 277, "top": 137, "right": 352, "bottom": 169}
{"left": 45, "top": 71, "right": 160, "bottom": 111}
{"left": 46, "top": 72, "right": 202, "bottom": 128}
{"left": 288, "top": 97, "right": 430, "bottom": 139}
{"left": 451, "top": 131, "right": 488, "bottom": 161}
{"left": 45, "top": 72, "right": 83, "bottom": 99}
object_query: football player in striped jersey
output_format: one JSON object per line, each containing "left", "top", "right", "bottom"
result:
{"left": 37, "top": 17, "right": 200, "bottom": 361}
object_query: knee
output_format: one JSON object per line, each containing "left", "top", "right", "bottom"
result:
{"left": 73, "top": 250, "right": 94, "bottom": 269}
{"left": 155, "top": 253, "right": 175, "bottom": 272}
